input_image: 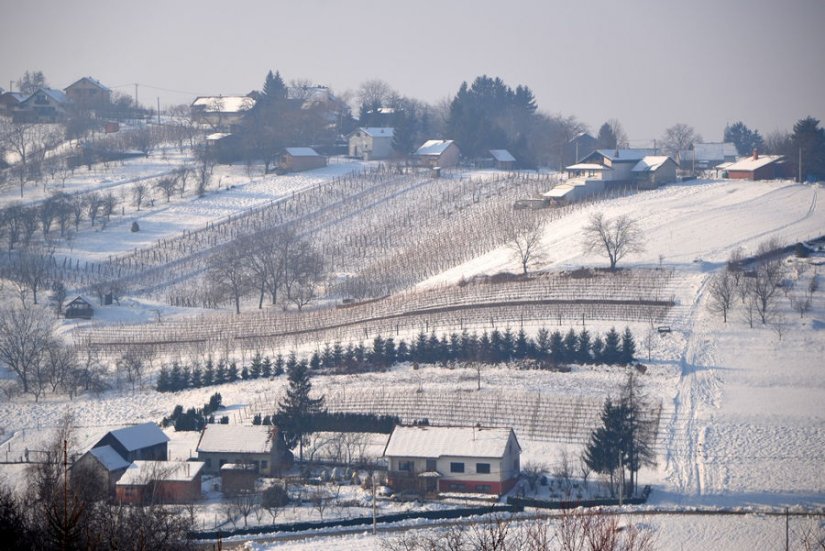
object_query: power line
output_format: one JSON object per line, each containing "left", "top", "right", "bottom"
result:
{"left": 109, "top": 82, "right": 207, "bottom": 96}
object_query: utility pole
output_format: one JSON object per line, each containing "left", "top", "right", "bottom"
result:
{"left": 799, "top": 147, "right": 803, "bottom": 183}
{"left": 785, "top": 507, "right": 789, "bottom": 551}
{"left": 134, "top": 83, "right": 139, "bottom": 107}
{"left": 63, "top": 439, "right": 68, "bottom": 551}
{"left": 618, "top": 451, "right": 624, "bottom": 506}
{"left": 157, "top": 97, "right": 161, "bottom": 125}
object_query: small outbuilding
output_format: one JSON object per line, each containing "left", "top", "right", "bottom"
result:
{"left": 220, "top": 463, "right": 259, "bottom": 495}
{"left": 64, "top": 77, "right": 111, "bottom": 107}
{"left": 279, "top": 147, "right": 327, "bottom": 172}
{"left": 489, "top": 149, "right": 516, "bottom": 170}
{"left": 414, "top": 140, "right": 460, "bottom": 168}
{"left": 115, "top": 460, "right": 204, "bottom": 505}
{"left": 73, "top": 445, "right": 131, "bottom": 497}
{"left": 64, "top": 296, "right": 94, "bottom": 319}
{"left": 384, "top": 425, "right": 521, "bottom": 496}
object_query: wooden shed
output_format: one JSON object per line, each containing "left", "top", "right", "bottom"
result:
{"left": 279, "top": 147, "right": 328, "bottom": 172}
{"left": 116, "top": 460, "right": 204, "bottom": 505}
{"left": 64, "top": 296, "right": 94, "bottom": 319}
{"left": 725, "top": 152, "right": 786, "bottom": 181}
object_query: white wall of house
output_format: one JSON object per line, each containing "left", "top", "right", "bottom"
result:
{"left": 349, "top": 131, "right": 394, "bottom": 160}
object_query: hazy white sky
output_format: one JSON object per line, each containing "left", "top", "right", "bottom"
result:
{"left": 2, "top": 0, "right": 824, "bottom": 143}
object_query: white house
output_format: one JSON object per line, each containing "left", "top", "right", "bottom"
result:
{"left": 384, "top": 425, "right": 521, "bottom": 496}
{"left": 677, "top": 142, "right": 738, "bottom": 171}
{"left": 190, "top": 95, "right": 255, "bottom": 131}
{"left": 568, "top": 149, "right": 659, "bottom": 182}
{"left": 196, "top": 424, "right": 292, "bottom": 475}
{"left": 348, "top": 127, "right": 395, "bottom": 160}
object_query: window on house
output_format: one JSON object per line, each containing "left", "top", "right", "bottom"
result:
{"left": 261, "top": 460, "right": 268, "bottom": 470}
{"left": 475, "top": 484, "right": 492, "bottom": 493}
{"left": 450, "top": 462, "right": 465, "bottom": 473}
{"left": 399, "top": 461, "right": 414, "bottom": 472}
{"left": 476, "top": 463, "right": 491, "bottom": 474}
{"left": 426, "top": 459, "right": 437, "bottom": 471}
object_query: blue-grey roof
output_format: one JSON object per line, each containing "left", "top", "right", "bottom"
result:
{"left": 107, "top": 422, "right": 169, "bottom": 452}
{"left": 594, "top": 148, "right": 658, "bottom": 162}
{"left": 490, "top": 149, "right": 516, "bottom": 162}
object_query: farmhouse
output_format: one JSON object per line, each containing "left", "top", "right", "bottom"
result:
{"left": 384, "top": 425, "right": 521, "bottom": 496}
{"left": 632, "top": 155, "right": 678, "bottom": 189}
{"left": 564, "top": 132, "right": 598, "bottom": 167}
{"left": 14, "top": 88, "right": 68, "bottom": 123}
{"left": 570, "top": 148, "right": 659, "bottom": 183}
{"left": 279, "top": 147, "right": 327, "bottom": 172}
{"left": 197, "top": 424, "right": 291, "bottom": 475}
{"left": 0, "top": 91, "right": 27, "bottom": 117}
{"left": 91, "top": 422, "right": 170, "bottom": 462}
{"left": 64, "top": 296, "right": 94, "bottom": 319}
{"left": 115, "top": 460, "right": 204, "bottom": 505}
{"left": 489, "top": 149, "right": 516, "bottom": 170}
{"left": 348, "top": 127, "right": 395, "bottom": 160}
{"left": 414, "top": 140, "right": 460, "bottom": 168}
{"left": 724, "top": 151, "right": 786, "bottom": 181}
{"left": 73, "top": 445, "right": 131, "bottom": 497}
{"left": 190, "top": 95, "right": 255, "bottom": 131}
{"left": 64, "top": 77, "right": 111, "bottom": 107}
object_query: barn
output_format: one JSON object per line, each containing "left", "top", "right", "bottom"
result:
{"left": 91, "top": 422, "right": 169, "bottom": 462}
{"left": 414, "top": 140, "right": 460, "bottom": 168}
{"left": 384, "top": 425, "right": 521, "bottom": 496}
{"left": 64, "top": 296, "right": 94, "bottom": 319}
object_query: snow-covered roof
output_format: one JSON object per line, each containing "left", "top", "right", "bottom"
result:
{"left": 220, "top": 463, "right": 257, "bottom": 471}
{"left": 65, "top": 77, "right": 110, "bottom": 92}
{"left": 489, "top": 149, "right": 516, "bottom": 162}
{"left": 206, "top": 132, "right": 232, "bottom": 141}
{"left": 284, "top": 147, "right": 321, "bottom": 157}
{"left": 88, "top": 445, "right": 130, "bottom": 471}
{"left": 689, "top": 142, "right": 738, "bottom": 161}
{"left": 197, "top": 424, "right": 272, "bottom": 454}
{"left": 594, "top": 148, "right": 658, "bottom": 162}
{"left": 1, "top": 92, "right": 27, "bottom": 103}
{"left": 384, "top": 426, "right": 518, "bottom": 459}
{"left": 566, "top": 163, "right": 609, "bottom": 171}
{"left": 359, "top": 127, "right": 394, "bottom": 138}
{"left": 66, "top": 295, "right": 93, "bottom": 306}
{"left": 542, "top": 185, "right": 576, "bottom": 198}
{"left": 191, "top": 95, "right": 255, "bottom": 113}
{"left": 726, "top": 154, "right": 784, "bottom": 172}
{"left": 415, "top": 140, "right": 456, "bottom": 156}
{"left": 106, "top": 422, "right": 169, "bottom": 452}
{"left": 632, "top": 156, "right": 674, "bottom": 173}
{"left": 117, "top": 460, "right": 204, "bottom": 485}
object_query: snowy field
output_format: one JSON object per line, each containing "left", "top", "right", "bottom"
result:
{"left": 1, "top": 156, "right": 824, "bottom": 548}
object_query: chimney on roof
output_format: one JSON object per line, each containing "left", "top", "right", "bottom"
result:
{"left": 752, "top": 149, "right": 759, "bottom": 160}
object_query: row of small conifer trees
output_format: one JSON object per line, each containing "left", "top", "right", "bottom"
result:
{"left": 156, "top": 326, "right": 637, "bottom": 393}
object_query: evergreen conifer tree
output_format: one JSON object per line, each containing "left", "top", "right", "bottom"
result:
{"left": 276, "top": 360, "right": 325, "bottom": 461}
{"left": 577, "top": 329, "right": 592, "bottom": 364}
{"left": 549, "top": 330, "right": 564, "bottom": 364}
{"left": 603, "top": 327, "right": 621, "bottom": 365}
{"left": 191, "top": 365, "right": 203, "bottom": 388}
{"left": 309, "top": 352, "right": 321, "bottom": 370}
{"left": 273, "top": 354, "right": 285, "bottom": 376}
{"left": 215, "top": 360, "right": 227, "bottom": 385}
{"left": 261, "top": 356, "right": 273, "bottom": 378}
{"left": 536, "top": 328, "right": 550, "bottom": 357}
{"left": 169, "top": 362, "right": 183, "bottom": 391}
{"left": 227, "top": 361, "right": 239, "bottom": 382}
{"left": 621, "top": 327, "right": 636, "bottom": 364}
{"left": 562, "top": 329, "right": 578, "bottom": 364}
{"left": 591, "top": 335, "right": 604, "bottom": 364}
{"left": 250, "top": 353, "right": 263, "bottom": 379}
{"left": 157, "top": 366, "right": 170, "bottom": 392}
{"left": 395, "top": 340, "right": 408, "bottom": 363}
{"left": 203, "top": 359, "right": 215, "bottom": 386}
{"left": 384, "top": 337, "right": 397, "bottom": 366}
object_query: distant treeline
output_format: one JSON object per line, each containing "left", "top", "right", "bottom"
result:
{"left": 156, "top": 326, "right": 638, "bottom": 393}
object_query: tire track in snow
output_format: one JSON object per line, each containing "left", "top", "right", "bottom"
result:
{"left": 665, "top": 273, "right": 722, "bottom": 496}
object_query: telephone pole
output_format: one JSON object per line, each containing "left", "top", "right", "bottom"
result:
{"left": 134, "top": 83, "right": 139, "bottom": 107}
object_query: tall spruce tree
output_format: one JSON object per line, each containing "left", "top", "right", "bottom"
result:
{"left": 602, "top": 327, "right": 621, "bottom": 364}
{"left": 276, "top": 360, "right": 325, "bottom": 461}
{"left": 621, "top": 327, "right": 636, "bottom": 364}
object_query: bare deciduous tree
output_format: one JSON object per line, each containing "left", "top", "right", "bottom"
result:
{"left": 504, "top": 212, "right": 546, "bottom": 276}
{"left": 207, "top": 245, "right": 253, "bottom": 314}
{"left": 0, "top": 303, "right": 54, "bottom": 396}
{"left": 707, "top": 269, "right": 736, "bottom": 323}
{"left": 132, "top": 182, "right": 148, "bottom": 211}
{"left": 582, "top": 212, "right": 645, "bottom": 271}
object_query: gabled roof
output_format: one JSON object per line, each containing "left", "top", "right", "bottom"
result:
{"left": 632, "top": 156, "right": 675, "bottom": 173}
{"left": 489, "top": 149, "right": 516, "bottom": 162}
{"left": 88, "top": 445, "right": 130, "bottom": 471}
{"left": 0, "top": 91, "right": 27, "bottom": 103}
{"left": 191, "top": 95, "right": 255, "bottom": 113}
{"left": 542, "top": 184, "right": 576, "bottom": 198}
{"left": 566, "top": 163, "right": 609, "bottom": 171}
{"left": 384, "top": 426, "right": 519, "bottom": 459}
{"left": 65, "top": 77, "right": 110, "bottom": 92}
{"left": 284, "top": 147, "right": 321, "bottom": 157}
{"left": 117, "top": 460, "right": 204, "bottom": 485}
{"left": 726, "top": 154, "right": 784, "bottom": 172}
{"left": 197, "top": 424, "right": 272, "bottom": 454}
{"left": 415, "top": 140, "right": 456, "bottom": 156}
{"left": 21, "top": 88, "right": 68, "bottom": 105}
{"left": 689, "top": 142, "right": 737, "bottom": 161}
{"left": 356, "top": 127, "right": 394, "bottom": 139}
{"left": 588, "top": 148, "right": 659, "bottom": 163}
{"left": 66, "top": 295, "right": 93, "bottom": 307}
{"left": 104, "top": 422, "right": 169, "bottom": 452}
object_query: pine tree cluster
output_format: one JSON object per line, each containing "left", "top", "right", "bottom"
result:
{"left": 155, "top": 327, "right": 637, "bottom": 393}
